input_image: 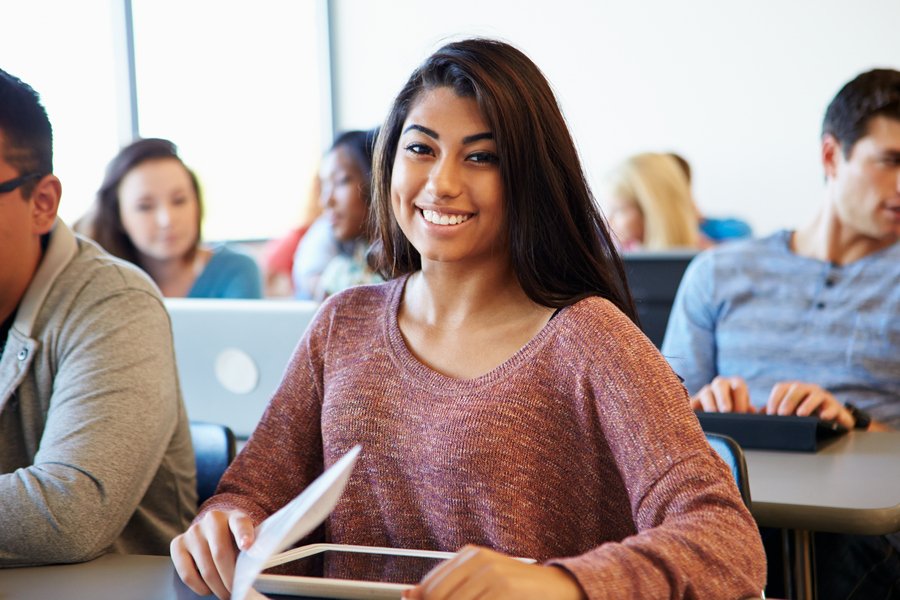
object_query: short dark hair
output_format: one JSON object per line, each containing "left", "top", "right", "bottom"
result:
{"left": 369, "top": 38, "right": 636, "bottom": 318}
{"left": 822, "top": 68, "right": 900, "bottom": 157}
{"left": 90, "top": 138, "right": 203, "bottom": 265}
{"left": 331, "top": 128, "right": 378, "bottom": 206}
{"left": 0, "top": 69, "right": 53, "bottom": 197}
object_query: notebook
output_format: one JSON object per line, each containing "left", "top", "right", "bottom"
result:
{"left": 165, "top": 298, "right": 320, "bottom": 438}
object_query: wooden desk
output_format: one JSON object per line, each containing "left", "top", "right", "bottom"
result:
{"left": 745, "top": 431, "right": 900, "bottom": 600}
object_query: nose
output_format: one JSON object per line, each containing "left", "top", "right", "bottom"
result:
{"left": 321, "top": 183, "right": 336, "bottom": 209}
{"left": 425, "top": 156, "right": 462, "bottom": 200}
{"left": 155, "top": 205, "right": 172, "bottom": 227}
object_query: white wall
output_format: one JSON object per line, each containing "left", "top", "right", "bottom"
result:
{"left": 330, "top": 0, "right": 900, "bottom": 236}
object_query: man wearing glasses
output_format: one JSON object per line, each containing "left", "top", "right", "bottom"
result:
{"left": 0, "top": 68, "right": 196, "bottom": 566}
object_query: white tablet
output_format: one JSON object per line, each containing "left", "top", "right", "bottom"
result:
{"left": 255, "top": 543, "right": 457, "bottom": 600}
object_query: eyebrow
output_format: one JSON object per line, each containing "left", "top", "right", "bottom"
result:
{"left": 402, "top": 124, "right": 494, "bottom": 145}
{"left": 403, "top": 124, "right": 439, "bottom": 139}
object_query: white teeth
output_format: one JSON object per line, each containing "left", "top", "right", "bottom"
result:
{"left": 421, "top": 209, "right": 470, "bottom": 226}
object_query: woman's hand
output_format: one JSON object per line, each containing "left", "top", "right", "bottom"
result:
{"left": 170, "top": 509, "right": 255, "bottom": 599}
{"left": 403, "top": 545, "right": 586, "bottom": 600}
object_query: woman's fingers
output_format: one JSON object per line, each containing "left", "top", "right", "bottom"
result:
{"left": 170, "top": 510, "right": 252, "bottom": 599}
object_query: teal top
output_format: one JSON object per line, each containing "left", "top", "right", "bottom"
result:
{"left": 188, "top": 245, "right": 263, "bottom": 299}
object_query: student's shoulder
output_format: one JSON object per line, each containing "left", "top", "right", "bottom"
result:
{"left": 556, "top": 295, "right": 643, "bottom": 348}
{"left": 208, "top": 245, "right": 261, "bottom": 275}
{"left": 305, "top": 278, "right": 400, "bottom": 333}
{"left": 67, "top": 237, "right": 163, "bottom": 300}
{"left": 553, "top": 296, "right": 670, "bottom": 375}
{"left": 319, "top": 278, "right": 399, "bottom": 316}
{"left": 687, "top": 230, "right": 789, "bottom": 276}
{"left": 41, "top": 238, "right": 169, "bottom": 335}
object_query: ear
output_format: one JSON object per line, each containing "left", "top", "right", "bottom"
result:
{"left": 30, "top": 174, "right": 62, "bottom": 235}
{"left": 821, "top": 134, "right": 843, "bottom": 181}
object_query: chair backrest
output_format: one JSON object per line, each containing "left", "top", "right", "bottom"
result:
{"left": 190, "top": 421, "right": 237, "bottom": 506}
{"left": 705, "top": 432, "right": 752, "bottom": 509}
{"left": 621, "top": 251, "right": 697, "bottom": 348}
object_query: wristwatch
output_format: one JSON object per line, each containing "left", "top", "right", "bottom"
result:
{"left": 843, "top": 402, "right": 872, "bottom": 430}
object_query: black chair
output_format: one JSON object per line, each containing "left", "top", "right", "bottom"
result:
{"left": 705, "top": 432, "right": 752, "bottom": 509}
{"left": 189, "top": 421, "right": 237, "bottom": 506}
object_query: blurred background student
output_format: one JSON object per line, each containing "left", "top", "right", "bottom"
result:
{"left": 600, "top": 152, "right": 706, "bottom": 251}
{"left": 292, "top": 128, "right": 382, "bottom": 300}
{"left": 83, "top": 138, "right": 262, "bottom": 298}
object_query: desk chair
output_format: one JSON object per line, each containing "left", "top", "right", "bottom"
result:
{"left": 190, "top": 421, "right": 237, "bottom": 505}
{"left": 622, "top": 251, "right": 697, "bottom": 348}
{"left": 705, "top": 432, "right": 752, "bottom": 509}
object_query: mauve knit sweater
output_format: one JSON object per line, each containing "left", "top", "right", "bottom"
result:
{"left": 202, "top": 276, "right": 767, "bottom": 599}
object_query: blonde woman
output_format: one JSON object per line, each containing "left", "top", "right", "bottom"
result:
{"left": 602, "top": 152, "right": 703, "bottom": 250}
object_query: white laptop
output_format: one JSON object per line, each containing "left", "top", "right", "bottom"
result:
{"left": 165, "top": 298, "right": 320, "bottom": 438}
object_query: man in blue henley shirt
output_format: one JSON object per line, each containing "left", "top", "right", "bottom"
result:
{"left": 663, "top": 69, "right": 900, "bottom": 599}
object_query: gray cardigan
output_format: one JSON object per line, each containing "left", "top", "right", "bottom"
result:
{"left": 0, "top": 221, "right": 196, "bottom": 566}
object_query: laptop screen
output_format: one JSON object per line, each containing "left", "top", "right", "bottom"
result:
{"left": 165, "top": 298, "right": 320, "bottom": 438}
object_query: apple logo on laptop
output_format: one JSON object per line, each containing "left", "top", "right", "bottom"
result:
{"left": 214, "top": 347, "right": 259, "bottom": 395}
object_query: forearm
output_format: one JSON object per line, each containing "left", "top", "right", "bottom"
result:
{"left": 0, "top": 466, "right": 117, "bottom": 566}
{"left": 550, "top": 458, "right": 765, "bottom": 599}
{"left": 0, "top": 292, "right": 182, "bottom": 566}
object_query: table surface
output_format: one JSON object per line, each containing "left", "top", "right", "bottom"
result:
{"left": 745, "top": 430, "right": 900, "bottom": 534}
{"left": 2, "top": 554, "right": 204, "bottom": 600}
{"left": 1, "top": 553, "right": 330, "bottom": 600}
{"left": 6, "top": 432, "right": 897, "bottom": 598}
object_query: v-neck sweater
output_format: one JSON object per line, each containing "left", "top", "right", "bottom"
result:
{"left": 203, "top": 276, "right": 765, "bottom": 598}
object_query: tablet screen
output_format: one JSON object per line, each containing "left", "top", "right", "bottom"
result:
{"left": 263, "top": 549, "right": 447, "bottom": 584}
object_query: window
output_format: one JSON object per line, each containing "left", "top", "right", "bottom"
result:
{"left": 131, "top": 0, "right": 327, "bottom": 241}
{"left": 0, "top": 0, "right": 121, "bottom": 227}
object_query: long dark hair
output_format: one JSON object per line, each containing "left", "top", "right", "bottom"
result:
{"left": 91, "top": 138, "right": 203, "bottom": 265}
{"left": 369, "top": 38, "right": 636, "bottom": 320}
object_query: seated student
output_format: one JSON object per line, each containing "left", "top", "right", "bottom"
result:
{"left": 292, "top": 129, "right": 383, "bottom": 300}
{"left": 84, "top": 138, "right": 263, "bottom": 298}
{"left": 662, "top": 69, "right": 900, "bottom": 598}
{"left": 666, "top": 152, "right": 753, "bottom": 243}
{"left": 601, "top": 152, "right": 707, "bottom": 251}
{"left": 171, "top": 38, "right": 765, "bottom": 600}
{"left": 0, "top": 69, "right": 196, "bottom": 566}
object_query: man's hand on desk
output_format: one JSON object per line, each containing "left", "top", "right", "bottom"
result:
{"left": 691, "top": 377, "right": 883, "bottom": 430}
{"left": 691, "top": 376, "right": 754, "bottom": 413}
{"left": 403, "top": 545, "right": 586, "bottom": 600}
{"left": 765, "top": 382, "right": 855, "bottom": 429}
{"left": 170, "top": 509, "right": 255, "bottom": 599}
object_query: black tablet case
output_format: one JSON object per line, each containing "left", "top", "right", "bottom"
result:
{"left": 696, "top": 413, "right": 847, "bottom": 452}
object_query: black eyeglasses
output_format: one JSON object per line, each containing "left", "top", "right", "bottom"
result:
{"left": 0, "top": 172, "right": 44, "bottom": 195}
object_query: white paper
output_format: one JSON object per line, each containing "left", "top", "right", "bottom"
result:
{"left": 231, "top": 445, "right": 362, "bottom": 600}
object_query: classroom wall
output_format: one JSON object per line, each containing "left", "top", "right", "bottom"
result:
{"left": 329, "top": 0, "right": 900, "bottom": 236}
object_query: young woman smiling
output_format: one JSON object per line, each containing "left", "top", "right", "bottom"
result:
{"left": 171, "top": 39, "right": 766, "bottom": 600}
